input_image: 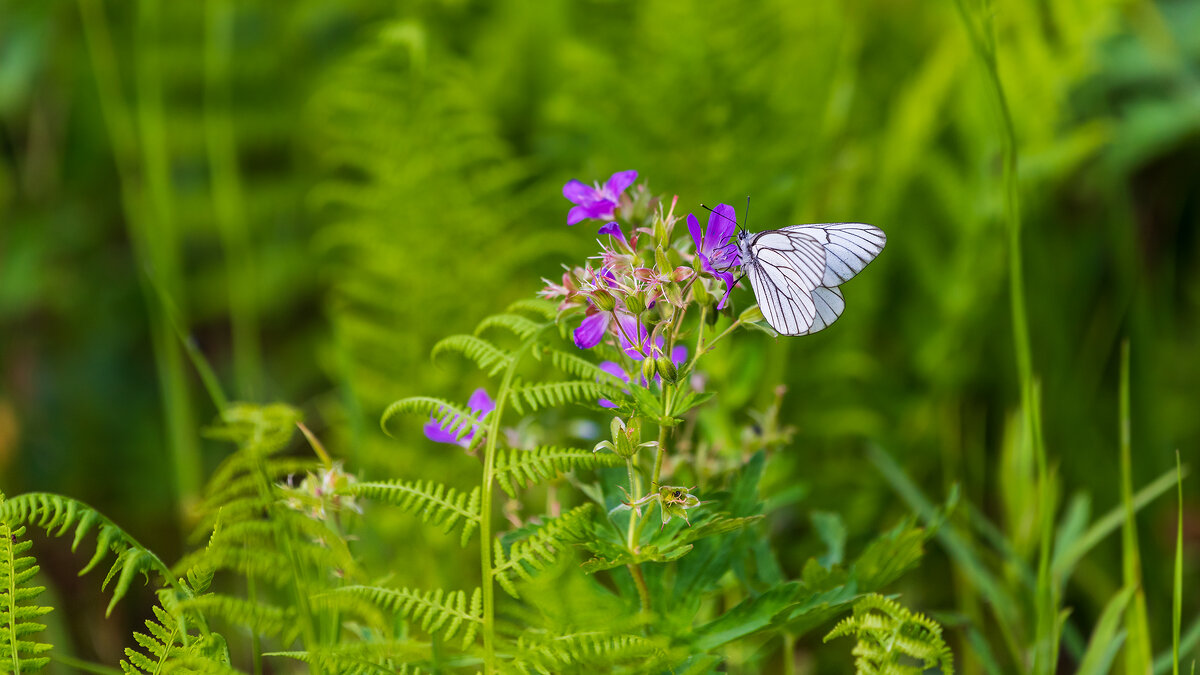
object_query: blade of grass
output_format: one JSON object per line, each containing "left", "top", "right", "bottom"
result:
{"left": 1053, "top": 465, "right": 1187, "bottom": 578}
{"left": 868, "top": 445, "right": 1024, "bottom": 668}
{"left": 1076, "top": 585, "right": 1135, "bottom": 675}
{"left": 1173, "top": 450, "right": 1183, "bottom": 675}
{"left": 1120, "top": 341, "right": 1154, "bottom": 674}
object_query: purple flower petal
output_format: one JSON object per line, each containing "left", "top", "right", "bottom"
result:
{"left": 687, "top": 214, "right": 703, "bottom": 252}
{"left": 573, "top": 311, "right": 610, "bottom": 350}
{"left": 424, "top": 415, "right": 474, "bottom": 447}
{"left": 599, "top": 361, "right": 629, "bottom": 382}
{"left": 706, "top": 204, "right": 738, "bottom": 248}
{"left": 563, "top": 179, "right": 593, "bottom": 204}
{"left": 598, "top": 222, "right": 626, "bottom": 243}
{"left": 567, "top": 205, "right": 592, "bottom": 226}
{"left": 615, "top": 313, "right": 650, "bottom": 360}
{"left": 717, "top": 279, "right": 737, "bottom": 310}
{"left": 598, "top": 399, "right": 619, "bottom": 409}
{"left": 467, "top": 388, "right": 495, "bottom": 417}
{"left": 671, "top": 345, "right": 688, "bottom": 365}
{"left": 605, "top": 170, "right": 638, "bottom": 196}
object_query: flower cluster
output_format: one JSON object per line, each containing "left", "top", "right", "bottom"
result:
{"left": 541, "top": 170, "right": 746, "bottom": 376}
{"left": 281, "top": 462, "right": 362, "bottom": 521}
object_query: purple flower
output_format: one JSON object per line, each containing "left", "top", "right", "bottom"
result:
{"left": 563, "top": 170, "right": 638, "bottom": 226}
{"left": 424, "top": 388, "right": 495, "bottom": 447}
{"left": 597, "top": 361, "right": 628, "bottom": 409}
{"left": 573, "top": 309, "right": 612, "bottom": 350}
{"left": 615, "top": 312, "right": 652, "bottom": 360}
{"left": 687, "top": 204, "right": 743, "bottom": 309}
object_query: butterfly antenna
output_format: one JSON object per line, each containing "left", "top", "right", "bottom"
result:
{"left": 700, "top": 203, "right": 741, "bottom": 229}
{"left": 744, "top": 195, "right": 750, "bottom": 233}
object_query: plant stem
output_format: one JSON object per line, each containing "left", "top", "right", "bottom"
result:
{"left": 479, "top": 337, "right": 532, "bottom": 674}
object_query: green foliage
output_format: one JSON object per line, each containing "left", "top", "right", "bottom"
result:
{"left": 492, "top": 505, "right": 593, "bottom": 599}
{"left": 0, "top": 518, "right": 52, "bottom": 674}
{"left": 0, "top": 493, "right": 174, "bottom": 616}
{"left": 380, "top": 397, "right": 487, "bottom": 442}
{"left": 493, "top": 446, "right": 624, "bottom": 499}
{"left": 509, "top": 630, "right": 667, "bottom": 674}
{"left": 824, "top": 594, "right": 953, "bottom": 675}
{"left": 335, "top": 585, "right": 482, "bottom": 648}
{"left": 351, "top": 480, "right": 481, "bottom": 547}
{"left": 507, "top": 379, "right": 621, "bottom": 415}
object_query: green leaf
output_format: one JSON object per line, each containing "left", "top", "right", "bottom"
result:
{"left": 691, "top": 582, "right": 799, "bottom": 651}
{"left": 1076, "top": 585, "right": 1135, "bottom": 675}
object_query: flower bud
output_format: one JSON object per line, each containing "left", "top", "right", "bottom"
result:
{"left": 641, "top": 357, "right": 658, "bottom": 383}
{"left": 738, "top": 304, "right": 764, "bottom": 324}
{"left": 656, "top": 355, "right": 679, "bottom": 384}
{"left": 655, "top": 247, "right": 672, "bottom": 275}
{"left": 592, "top": 289, "right": 617, "bottom": 312}
{"left": 664, "top": 282, "right": 683, "bottom": 308}
{"left": 623, "top": 292, "right": 645, "bottom": 314}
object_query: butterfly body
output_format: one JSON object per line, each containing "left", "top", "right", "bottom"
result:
{"left": 735, "top": 222, "right": 885, "bottom": 336}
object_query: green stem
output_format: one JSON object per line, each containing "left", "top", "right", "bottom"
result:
{"left": 479, "top": 336, "right": 535, "bottom": 673}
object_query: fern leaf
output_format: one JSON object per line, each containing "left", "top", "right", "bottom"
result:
{"left": 352, "top": 481, "right": 481, "bottom": 546}
{"left": 432, "top": 334, "right": 513, "bottom": 376}
{"left": 823, "top": 593, "right": 954, "bottom": 675}
{"left": 380, "top": 396, "right": 485, "bottom": 441}
{"left": 541, "top": 347, "right": 625, "bottom": 384}
{"left": 512, "top": 630, "right": 666, "bottom": 673}
{"left": 506, "top": 298, "right": 557, "bottom": 321}
{"left": 182, "top": 594, "right": 299, "bottom": 643}
{"left": 270, "top": 648, "right": 430, "bottom": 675}
{"left": 336, "top": 586, "right": 482, "bottom": 649}
{"left": 508, "top": 380, "right": 619, "bottom": 415}
{"left": 493, "top": 505, "right": 592, "bottom": 598}
{"left": 0, "top": 493, "right": 174, "bottom": 615}
{"left": 0, "top": 521, "right": 53, "bottom": 673}
{"left": 474, "top": 312, "right": 545, "bottom": 340}
{"left": 493, "top": 446, "right": 624, "bottom": 498}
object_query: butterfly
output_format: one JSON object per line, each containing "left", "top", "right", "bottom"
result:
{"left": 713, "top": 205, "right": 886, "bottom": 336}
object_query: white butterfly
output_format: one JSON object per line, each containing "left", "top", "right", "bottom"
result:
{"left": 734, "top": 221, "right": 886, "bottom": 336}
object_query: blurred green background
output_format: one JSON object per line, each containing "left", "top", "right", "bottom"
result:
{"left": 1, "top": 0, "right": 1198, "bottom": 671}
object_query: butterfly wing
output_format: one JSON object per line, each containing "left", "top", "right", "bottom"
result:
{"left": 745, "top": 223, "right": 883, "bottom": 336}
{"left": 781, "top": 222, "right": 886, "bottom": 287}
{"left": 745, "top": 230, "right": 826, "bottom": 336}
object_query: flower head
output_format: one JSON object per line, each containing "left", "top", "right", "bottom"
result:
{"left": 424, "top": 388, "right": 495, "bottom": 447}
{"left": 563, "top": 170, "right": 638, "bottom": 226}
{"left": 687, "top": 204, "right": 743, "bottom": 309}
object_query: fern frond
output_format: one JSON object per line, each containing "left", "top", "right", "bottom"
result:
{"left": 432, "top": 334, "right": 513, "bottom": 376}
{"left": 493, "top": 446, "right": 625, "bottom": 498}
{"left": 120, "top": 602, "right": 233, "bottom": 675}
{"left": 823, "top": 593, "right": 954, "bottom": 675}
{"left": 474, "top": 312, "right": 545, "bottom": 340}
{"left": 181, "top": 594, "right": 299, "bottom": 643}
{"left": 541, "top": 347, "right": 625, "bottom": 384}
{"left": 202, "top": 403, "right": 301, "bottom": 455}
{"left": 493, "top": 505, "right": 593, "bottom": 598}
{"left": 508, "top": 380, "right": 619, "bottom": 415}
{"left": 352, "top": 481, "right": 481, "bottom": 546}
{"left": 380, "top": 396, "right": 485, "bottom": 441}
{"left": 0, "top": 493, "right": 174, "bottom": 615}
{"left": 511, "top": 630, "right": 666, "bottom": 673}
{"left": 0, "top": 521, "right": 53, "bottom": 673}
{"left": 506, "top": 298, "right": 557, "bottom": 321}
{"left": 336, "top": 586, "right": 482, "bottom": 649}
{"left": 270, "top": 648, "right": 429, "bottom": 675}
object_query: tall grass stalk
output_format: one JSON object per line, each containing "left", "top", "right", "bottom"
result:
{"left": 1120, "top": 342, "right": 1154, "bottom": 674}
{"left": 77, "top": 0, "right": 201, "bottom": 519}
{"left": 1174, "top": 450, "right": 1183, "bottom": 675}
{"left": 205, "top": 0, "right": 262, "bottom": 401}
{"left": 953, "top": 0, "right": 1057, "bottom": 670}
